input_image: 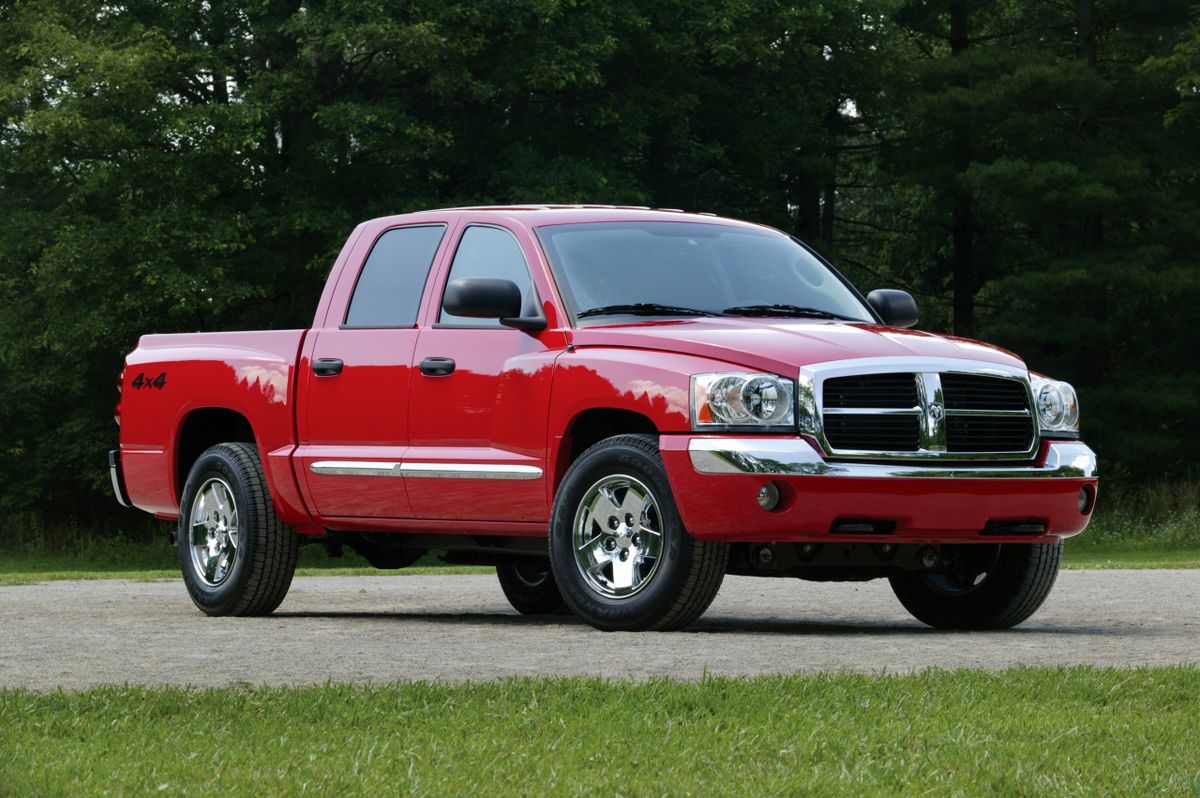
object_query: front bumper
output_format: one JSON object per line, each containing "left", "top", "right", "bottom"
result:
{"left": 659, "top": 436, "right": 1097, "bottom": 544}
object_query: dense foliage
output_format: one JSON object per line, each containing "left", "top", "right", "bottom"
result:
{"left": 1, "top": 0, "right": 1197, "bottom": 534}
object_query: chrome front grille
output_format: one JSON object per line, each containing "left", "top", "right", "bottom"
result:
{"left": 800, "top": 357, "right": 1039, "bottom": 461}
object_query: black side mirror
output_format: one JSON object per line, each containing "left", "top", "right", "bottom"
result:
{"left": 442, "top": 278, "right": 546, "bottom": 330}
{"left": 866, "top": 289, "right": 920, "bottom": 328}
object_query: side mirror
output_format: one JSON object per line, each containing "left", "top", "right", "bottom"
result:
{"left": 866, "top": 289, "right": 919, "bottom": 328}
{"left": 442, "top": 278, "right": 546, "bottom": 330}
{"left": 443, "top": 278, "right": 522, "bottom": 319}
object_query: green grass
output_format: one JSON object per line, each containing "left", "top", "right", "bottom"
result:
{"left": 0, "top": 542, "right": 488, "bottom": 586}
{"left": 1062, "top": 544, "right": 1200, "bottom": 569}
{"left": 1, "top": 667, "right": 1197, "bottom": 796}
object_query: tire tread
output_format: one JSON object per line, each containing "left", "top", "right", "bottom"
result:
{"left": 554, "top": 434, "right": 727, "bottom": 631}
{"left": 182, "top": 443, "right": 298, "bottom": 616}
{"left": 890, "top": 543, "right": 1061, "bottom": 630}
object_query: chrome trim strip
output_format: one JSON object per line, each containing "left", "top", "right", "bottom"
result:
{"left": 108, "top": 450, "right": 132, "bottom": 508}
{"left": 310, "top": 461, "right": 403, "bottom": 477}
{"left": 400, "top": 463, "right": 543, "bottom": 480}
{"left": 309, "top": 460, "right": 543, "bottom": 480}
{"left": 688, "top": 438, "right": 1097, "bottom": 479}
{"left": 798, "top": 356, "right": 1038, "bottom": 462}
{"left": 822, "top": 407, "right": 920, "bottom": 415}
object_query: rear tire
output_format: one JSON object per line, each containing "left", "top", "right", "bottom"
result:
{"left": 178, "top": 443, "right": 299, "bottom": 616}
{"left": 549, "top": 434, "right": 727, "bottom": 631}
{"left": 496, "top": 564, "right": 570, "bottom": 615}
{"left": 889, "top": 542, "right": 1062, "bottom": 629}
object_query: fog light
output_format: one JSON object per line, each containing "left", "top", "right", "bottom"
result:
{"left": 1078, "top": 485, "right": 1095, "bottom": 514}
{"left": 756, "top": 482, "right": 780, "bottom": 511}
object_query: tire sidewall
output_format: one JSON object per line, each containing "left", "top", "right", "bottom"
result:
{"left": 495, "top": 564, "right": 568, "bottom": 615}
{"left": 891, "top": 543, "right": 1061, "bottom": 629}
{"left": 178, "top": 448, "right": 259, "bottom": 615}
{"left": 550, "top": 438, "right": 693, "bottom": 630}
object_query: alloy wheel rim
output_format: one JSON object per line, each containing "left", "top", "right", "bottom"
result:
{"left": 188, "top": 477, "right": 240, "bottom": 587}
{"left": 573, "top": 474, "right": 664, "bottom": 599}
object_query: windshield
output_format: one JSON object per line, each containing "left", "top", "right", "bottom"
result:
{"left": 535, "top": 221, "right": 874, "bottom": 323}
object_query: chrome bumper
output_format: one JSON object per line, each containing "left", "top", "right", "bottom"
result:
{"left": 688, "top": 438, "right": 1097, "bottom": 479}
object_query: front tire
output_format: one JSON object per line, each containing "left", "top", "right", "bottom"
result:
{"left": 889, "top": 543, "right": 1062, "bottom": 629}
{"left": 549, "top": 434, "right": 727, "bottom": 631}
{"left": 496, "top": 564, "right": 570, "bottom": 615}
{"left": 178, "top": 442, "right": 299, "bottom": 616}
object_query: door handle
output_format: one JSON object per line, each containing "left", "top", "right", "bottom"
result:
{"left": 419, "top": 357, "right": 456, "bottom": 377}
{"left": 312, "top": 358, "right": 344, "bottom": 377}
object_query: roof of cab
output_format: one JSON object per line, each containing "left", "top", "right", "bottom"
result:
{"left": 360, "top": 205, "right": 774, "bottom": 231}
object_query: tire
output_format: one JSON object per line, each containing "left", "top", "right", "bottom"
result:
{"left": 889, "top": 542, "right": 1062, "bottom": 630}
{"left": 496, "top": 564, "right": 570, "bottom": 615}
{"left": 177, "top": 442, "right": 299, "bottom": 616}
{"left": 549, "top": 434, "right": 727, "bottom": 631}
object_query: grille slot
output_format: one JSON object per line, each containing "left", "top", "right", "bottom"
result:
{"left": 824, "top": 374, "right": 918, "bottom": 409}
{"left": 942, "top": 374, "right": 1029, "bottom": 411}
{"left": 947, "top": 415, "right": 1034, "bottom": 453}
{"left": 823, "top": 414, "right": 920, "bottom": 452}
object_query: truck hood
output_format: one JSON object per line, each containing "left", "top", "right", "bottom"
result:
{"left": 569, "top": 319, "right": 1027, "bottom": 374}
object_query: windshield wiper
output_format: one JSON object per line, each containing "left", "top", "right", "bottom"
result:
{"left": 577, "top": 303, "right": 720, "bottom": 319}
{"left": 721, "top": 304, "right": 858, "bottom": 321}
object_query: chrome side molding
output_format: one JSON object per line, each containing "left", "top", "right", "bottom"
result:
{"left": 310, "top": 460, "right": 542, "bottom": 480}
{"left": 310, "top": 461, "right": 403, "bottom": 477}
{"left": 400, "top": 462, "right": 543, "bottom": 480}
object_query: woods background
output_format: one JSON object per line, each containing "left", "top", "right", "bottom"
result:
{"left": 2, "top": 0, "right": 1198, "bottom": 541}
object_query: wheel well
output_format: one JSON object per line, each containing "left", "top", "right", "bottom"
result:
{"left": 564, "top": 408, "right": 658, "bottom": 464}
{"left": 176, "top": 408, "right": 255, "bottom": 495}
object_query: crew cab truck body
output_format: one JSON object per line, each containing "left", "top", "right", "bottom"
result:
{"left": 112, "top": 206, "right": 1097, "bottom": 630}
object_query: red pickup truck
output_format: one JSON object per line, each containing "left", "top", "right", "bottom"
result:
{"left": 111, "top": 206, "right": 1097, "bottom": 631}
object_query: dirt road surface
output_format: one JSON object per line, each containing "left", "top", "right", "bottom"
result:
{"left": 2, "top": 570, "right": 1197, "bottom": 690}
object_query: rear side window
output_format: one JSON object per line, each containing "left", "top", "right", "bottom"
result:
{"left": 439, "top": 226, "right": 535, "bottom": 327}
{"left": 344, "top": 224, "right": 446, "bottom": 327}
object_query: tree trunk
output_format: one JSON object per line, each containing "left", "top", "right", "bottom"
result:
{"left": 794, "top": 173, "right": 822, "bottom": 242}
{"left": 821, "top": 106, "right": 839, "bottom": 248}
{"left": 950, "top": 1, "right": 974, "bottom": 336}
{"left": 1076, "top": 0, "right": 1103, "bottom": 248}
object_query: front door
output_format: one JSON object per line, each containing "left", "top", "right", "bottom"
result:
{"left": 406, "top": 222, "right": 563, "bottom": 521}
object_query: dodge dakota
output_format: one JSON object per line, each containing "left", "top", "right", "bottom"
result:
{"left": 111, "top": 206, "right": 1097, "bottom": 630}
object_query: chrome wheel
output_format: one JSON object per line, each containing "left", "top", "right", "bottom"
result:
{"left": 188, "top": 477, "right": 239, "bottom": 586}
{"left": 573, "top": 474, "right": 664, "bottom": 599}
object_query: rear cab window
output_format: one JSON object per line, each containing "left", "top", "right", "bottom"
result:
{"left": 344, "top": 224, "right": 447, "bottom": 328}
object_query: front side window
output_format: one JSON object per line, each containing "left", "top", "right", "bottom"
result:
{"left": 439, "top": 226, "right": 536, "bottom": 327}
{"left": 344, "top": 224, "right": 446, "bottom": 327}
{"left": 535, "top": 221, "right": 874, "bottom": 323}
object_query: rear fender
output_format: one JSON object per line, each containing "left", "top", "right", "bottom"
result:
{"left": 118, "top": 330, "right": 314, "bottom": 528}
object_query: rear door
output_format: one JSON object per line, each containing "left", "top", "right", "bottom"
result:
{"left": 295, "top": 223, "right": 449, "bottom": 519}
{"left": 405, "top": 220, "right": 566, "bottom": 521}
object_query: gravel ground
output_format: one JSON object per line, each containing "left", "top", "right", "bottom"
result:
{"left": 1, "top": 570, "right": 1197, "bottom": 690}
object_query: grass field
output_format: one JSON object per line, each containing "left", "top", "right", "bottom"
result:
{"left": 1, "top": 667, "right": 1197, "bottom": 796}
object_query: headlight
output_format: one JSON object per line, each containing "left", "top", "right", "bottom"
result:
{"left": 692, "top": 372, "right": 796, "bottom": 430}
{"left": 1030, "top": 375, "right": 1080, "bottom": 434}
